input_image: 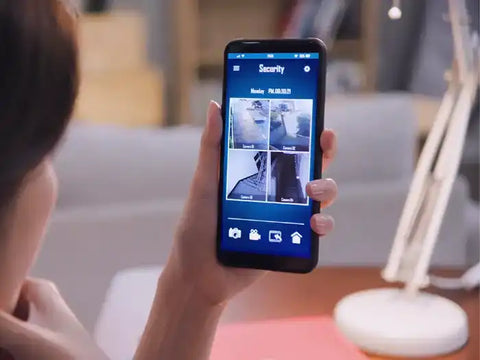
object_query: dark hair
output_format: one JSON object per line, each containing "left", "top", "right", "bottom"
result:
{"left": 0, "top": 0, "right": 78, "bottom": 222}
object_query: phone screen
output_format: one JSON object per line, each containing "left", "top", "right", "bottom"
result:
{"left": 220, "top": 50, "right": 322, "bottom": 261}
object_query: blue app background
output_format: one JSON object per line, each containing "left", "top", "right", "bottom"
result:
{"left": 221, "top": 54, "right": 320, "bottom": 258}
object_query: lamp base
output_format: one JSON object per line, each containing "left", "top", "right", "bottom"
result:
{"left": 334, "top": 288, "right": 468, "bottom": 358}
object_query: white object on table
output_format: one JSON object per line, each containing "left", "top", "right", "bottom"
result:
{"left": 94, "top": 267, "right": 163, "bottom": 360}
{"left": 335, "top": 289, "right": 468, "bottom": 358}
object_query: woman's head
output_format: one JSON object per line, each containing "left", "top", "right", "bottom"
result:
{"left": 0, "top": 0, "right": 78, "bottom": 312}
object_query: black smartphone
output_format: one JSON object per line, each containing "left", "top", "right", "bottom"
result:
{"left": 217, "top": 39, "right": 327, "bottom": 273}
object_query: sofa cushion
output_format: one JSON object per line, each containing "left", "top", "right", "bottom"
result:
{"left": 324, "top": 93, "right": 416, "bottom": 183}
{"left": 55, "top": 93, "right": 417, "bottom": 208}
{"left": 55, "top": 125, "right": 202, "bottom": 208}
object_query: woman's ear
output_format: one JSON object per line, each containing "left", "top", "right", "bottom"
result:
{"left": 0, "top": 161, "right": 58, "bottom": 314}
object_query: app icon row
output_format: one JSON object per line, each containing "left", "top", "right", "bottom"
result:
{"left": 228, "top": 227, "right": 303, "bottom": 245}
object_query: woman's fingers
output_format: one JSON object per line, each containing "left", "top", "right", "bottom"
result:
{"left": 0, "top": 311, "right": 31, "bottom": 348}
{"left": 309, "top": 131, "right": 338, "bottom": 237}
{"left": 306, "top": 178, "right": 338, "bottom": 209}
{"left": 321, "top": 129, "right": 337, "bottom": 171}
{"left": 21, "top": 278, "right": 61, "bottom": 313}
{"left": 21, "top": 279, "right": 83, "bottom": 336}
{"left": 0, "top": 279, "right": 83, "bottom": 360}
{"left": 0, "top": 280, "right": 61, "bottom": 354}
{"left": 310, "top": 214, "right": 335, "bottom": 236}
{"left": 0, "top": 311, "right": 59, "bottom": 360}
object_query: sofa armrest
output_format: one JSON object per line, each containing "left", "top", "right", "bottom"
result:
{"left": 94, "top": 266, "right": 163, "bottom": 360}
{"left": 33, "top": 199, "right": 184, "bottom": 331}
{"left": 322, "top": 177, "right": 469, "bottom": 267}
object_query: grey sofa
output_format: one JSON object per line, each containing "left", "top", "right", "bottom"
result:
{"left": 32, "top": 93, "right": 473, "bottom": 331}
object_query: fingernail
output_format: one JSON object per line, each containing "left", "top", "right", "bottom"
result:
{"left": 209, "top": 100, "right": 220, "bottom": 113}
{"left": 316, "top": 215, "right": 334, "bottom": 234}
{"left": 309, "top": 182, "right": 324, "bottom": 196}
{"left": 205, "top": 101, "right": 215, "bottom": 129}
{"left": 309, "top": 179, "right": 333, "bottom": 197}
{"left": 207, "top": 100, "right": 215, "bottom": 117}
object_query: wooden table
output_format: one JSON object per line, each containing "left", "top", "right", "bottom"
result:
{"left": 221, "top": 267, "right": 479, "bottom": 360}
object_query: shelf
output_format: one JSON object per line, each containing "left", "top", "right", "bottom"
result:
{"left": 198, "top": 0, "right": 286, "bottom": 68}
{"left": 170, "top": 0, "right": 380, "bottom": 124}
{"left": 330, "top": 40, "right": 363, "bottom": 61}
{"left": 78, "top": 10, "right": 148, "bottom": 72}
{"left": 76, "top": 10, "right": 164, "bottom": 127}
{"left": 75, "top": 69, "right": 164, "bottom": 127}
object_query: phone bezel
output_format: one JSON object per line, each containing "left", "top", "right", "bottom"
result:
{"left": 217, "top": 39, "right": 327, "bottom": 273}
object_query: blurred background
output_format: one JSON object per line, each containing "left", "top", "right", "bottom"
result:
{"left": 69, "top": 0, "right": 479, "bottom": 126}
{"left": 33, "top": 0, "right": 479, "bottom": 341}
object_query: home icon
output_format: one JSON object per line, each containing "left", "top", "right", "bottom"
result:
{"left": 291, "top": 232, "right": 302, "bottom": 244}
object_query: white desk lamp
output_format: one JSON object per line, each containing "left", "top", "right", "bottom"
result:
{"left": 334, "top": 0, "right": 479, "bottom": 357}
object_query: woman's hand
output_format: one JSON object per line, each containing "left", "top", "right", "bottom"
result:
{"left": 0, "top": 279, "right": 108, "bottom": 360}
{"left": 136, "top": 101, "right": 338, "bottom": 360}
{"left": 168, "top": 101, "right": 338, "bottom": 306}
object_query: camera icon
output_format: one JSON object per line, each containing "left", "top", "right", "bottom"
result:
{"left": 228, "top": 227, "right": 242, "bottom": 239}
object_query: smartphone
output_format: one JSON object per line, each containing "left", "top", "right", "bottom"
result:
{"left": 217, "top": 39, "right": 327, "bottom": 273}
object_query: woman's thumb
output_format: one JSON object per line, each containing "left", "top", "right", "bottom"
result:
{"left": 191, "top": 101, "right": 223, "bottom": 198}
{"left": 21, "top": 279, "right": 82, "bottom": 335}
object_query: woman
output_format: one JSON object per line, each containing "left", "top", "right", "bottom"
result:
{"left": 0, "top": 1, "right": 338, "bottom": 359}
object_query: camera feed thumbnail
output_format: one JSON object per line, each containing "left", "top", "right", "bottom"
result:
{"left": 229, "top": 98, "right": 269, "bottom": 150}
{"left": 268, "top": 152, "right": 309, "bottom": 204}
{"left": 227, "top": 151, "right": 268, "bottom": 201}
{"left": 269, "top": 99, "right": 312, "bottom": 152}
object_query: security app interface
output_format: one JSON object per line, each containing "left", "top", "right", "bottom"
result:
{"left": 221, "top": 52, "right": 320, "bottom": 258}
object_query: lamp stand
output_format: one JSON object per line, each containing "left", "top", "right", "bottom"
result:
{"left": 334, "top": 0, "right": 479, "bottom": 357}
